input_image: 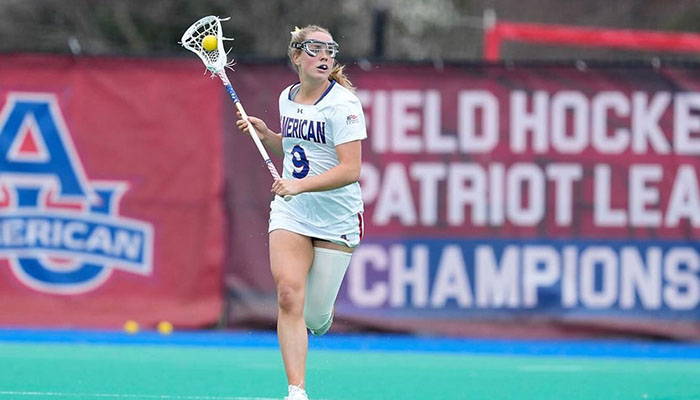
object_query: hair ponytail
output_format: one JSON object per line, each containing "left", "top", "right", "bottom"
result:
{"left": 329, "top": 63, "right": 355, "bottom": 91}
{"left": 288, "top": 25, "right": 355, "bottom": 91}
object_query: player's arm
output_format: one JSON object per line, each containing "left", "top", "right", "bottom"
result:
{"left": 272, "top": 140, "right": 361, "bottom": 196}
{"left": 235, "top": 113, "right": 284, "bottom": 158}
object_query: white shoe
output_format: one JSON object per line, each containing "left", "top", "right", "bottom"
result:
{"left": 284, "top": 384, "right": 308, "bottom": 400}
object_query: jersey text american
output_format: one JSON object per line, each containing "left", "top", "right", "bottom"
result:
{"left": 281, "top": 116, "right": 327, "bottom": 144}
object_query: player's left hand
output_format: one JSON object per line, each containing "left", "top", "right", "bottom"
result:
{"left": 271, "top": 178, "right": 304, "bottom": 197}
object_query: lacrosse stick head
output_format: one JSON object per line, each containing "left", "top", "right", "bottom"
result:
{"left": 180, "top": 16, "right": 232, "bottom": 73}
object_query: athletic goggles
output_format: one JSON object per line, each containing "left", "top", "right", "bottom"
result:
{"left": 291, "top": 39, "right": 339, "bottom": 58}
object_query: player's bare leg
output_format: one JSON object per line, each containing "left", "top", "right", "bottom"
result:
{"left": 270, "top": 229, "right": 314, "bottom": 390}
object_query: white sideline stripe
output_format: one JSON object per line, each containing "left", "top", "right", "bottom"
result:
{"left": 0, "top": 391, "right": 279, "bottom": 400}
{"left": 518, "top": 364, "right": 588, "bottom": 372}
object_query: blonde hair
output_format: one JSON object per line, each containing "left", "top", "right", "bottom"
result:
{"left": 288, "top": 25, "right": 355, "bottom": 91}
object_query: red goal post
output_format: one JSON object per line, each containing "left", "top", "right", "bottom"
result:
{"left": 484, "top": 21, "right": 700, "bottom": 61}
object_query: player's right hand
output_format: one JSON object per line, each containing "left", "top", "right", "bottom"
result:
{"left": 236, "top": 111, "right": 268, "bottom": 140}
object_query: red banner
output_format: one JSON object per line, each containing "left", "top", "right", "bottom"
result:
{"left": 3, "top": 55, "right": 698, "bottom": 339}
{"left": 0, "top": 55, "right": 225, "bottom": 329}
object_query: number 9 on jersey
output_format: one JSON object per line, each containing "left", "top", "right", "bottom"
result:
{"left": 291, "top": 145, "right": 310, "bottom": 179}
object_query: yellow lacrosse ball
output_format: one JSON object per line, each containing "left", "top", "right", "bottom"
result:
{"left": 123, "top": 320, "right": 139, "bottom": 334}
{"left": 157, "top": 321, "right": 173, "bottom": 335}
{"left": 202, "top": 35, "right": 217, "bottom": 51}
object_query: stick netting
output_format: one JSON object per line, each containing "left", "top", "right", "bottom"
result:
{"left": 180, "top": 16, "right": 233, "bottom": 73}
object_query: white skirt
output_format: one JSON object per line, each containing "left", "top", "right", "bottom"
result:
{"left": 269, "top": 209, "right": 364, "bottom": 248}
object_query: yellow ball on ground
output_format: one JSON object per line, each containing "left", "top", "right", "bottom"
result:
{"left": 202, "top": 35, "right": 217, "bottom": 51}
{"left": 157, "top": 321, "right": 173, "bottom": 335}
{"left": 123, "top": 320, "right": 139, "bottom": 334}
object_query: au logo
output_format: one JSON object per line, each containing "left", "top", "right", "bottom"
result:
{"left": 0, "top": 92, "right": 153, "bottom": 294}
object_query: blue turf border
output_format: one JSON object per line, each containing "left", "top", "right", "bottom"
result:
{"left": 1, "top": 328, "right": 700, "bottom": 360}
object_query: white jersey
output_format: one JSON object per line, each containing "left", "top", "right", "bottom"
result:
{"left": 270, "top": 80, "right": 367, "bottom": 227}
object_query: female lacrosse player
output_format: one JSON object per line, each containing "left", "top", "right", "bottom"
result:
{"left": 236, "top": 25, "right": 365, "bottom": 400}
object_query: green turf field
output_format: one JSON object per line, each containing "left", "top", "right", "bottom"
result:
{"left": 1, "top": 340, "right": 700, "bottom": 400}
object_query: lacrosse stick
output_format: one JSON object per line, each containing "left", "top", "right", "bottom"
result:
{"left": 180, "top": 16, "right": 292, "bottom": 201}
